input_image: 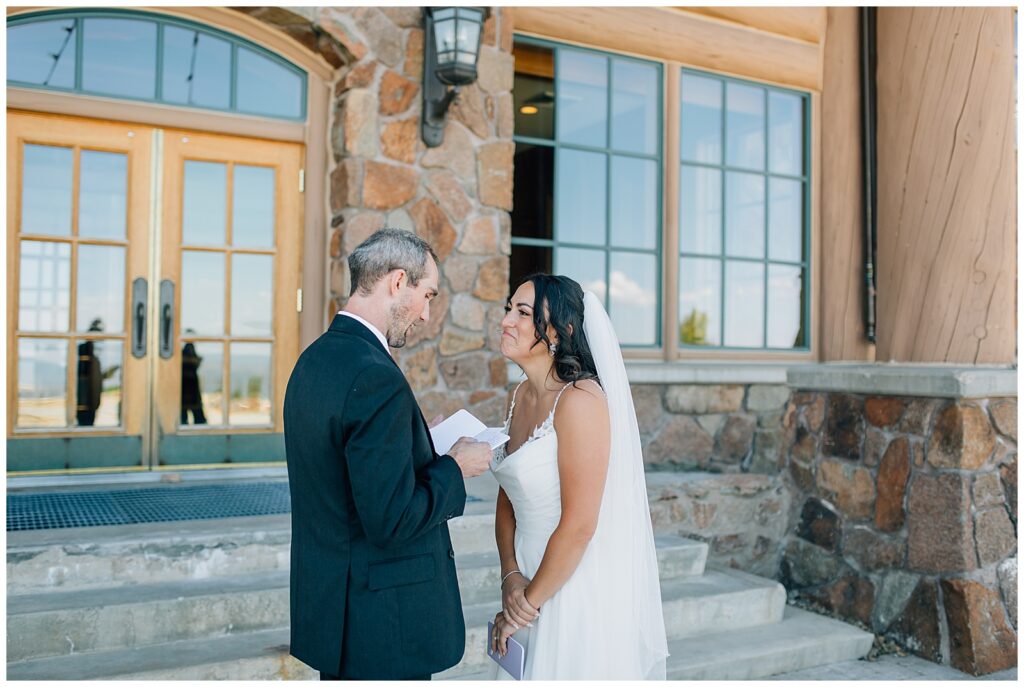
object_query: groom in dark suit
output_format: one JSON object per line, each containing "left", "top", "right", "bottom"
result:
{"left": 284, "top": 228, "right": 492, "bottom": 680}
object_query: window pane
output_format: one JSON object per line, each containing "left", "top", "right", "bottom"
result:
{"left": 231, "top": 253, "right": 274, "bottom": 336}
{"left": 8, "top": 19, "right": 76, "bottom": 88}
{"left": 768, "top": 178, "right": 803, "bottom": 262}
{"left": 22, "top": 144, "right": 73, "bottom": 236}
{"left": 679, "top": 258, "right": 721, "bottom": 346}
{"left": 555, "top": 247, "right": 606, "bottom": 306}
{"left": 162, "top": 26, "right": 231, "bottom": 109}
{"left": 18, "top": 338, "right": 68, "bottom": 428}
{"left": 611, "top": 60, "right": 658, "bottom": 155}
{"left": 510, "top": 244, "right": 553, "bottom": 292}
{"left": 79, "top": 150, "right": 127, "bottom": 240}
{"left": 229, "top": 342, "right": 272, "bottom": 426}
{"left": 513, "top": 43, "right": 554, "bottom": 140}
{"left": 81, "top": 18, "right": 156, "bottom": 99}
{"left": 159, "top": 26, "right": 230, "bottom": 110}
{"left": 183, "top": 161, "right": 227, "bottom": 246}
{"left": 726, "top": 82, "right": 765, "bottom": 170}
{"left": 725, "top": 172, "right": 765, "bottom": 258}
{"left": 610, "top": 156, "right": 657, "bottom": 250}
{"left": 181, "top": 340, "right": 223, "bottom": 426}
{"left": 75, "top": 339, "right": 122, "bottom": 428}
{"left": 236, "top": 47, "right": 302, "bottom": 119}
{"left": 610, "top": 252, "right": 657, "bottom": 346}
{"left": 181, "top": 251, "right": 225, "bottom": 336}
{"left": 768, "top": 265, "right": 805, "bottom": 348}
{"left": 512, "top": 143, "right": 554, "bottom": 241}
{"left": 680, "top": 73, "right": 722, "bottom": 164}
{"left": 557, "top": 50, "right": 607, "bottom": 147}
{"left": 724, "top": 261, "right": 765, "bottom": 347}
{"left": 555, "top": 149, "right": 606, "bottom": 246}
{"left": 77, "top": 245, "right": 125, "bottom": 334}
{"left": 19, "top": 240, "right": 70, "bottom": 332}
{"left": 769, "top": 91, "right": 804, "bottom": 176}
{"left": 181, "top": 341, "right": 224, "bottom": 426}
{"left": 232, "top": 166, "right": 275, "bottom": 248}
{"left": 680, "top": 166, "right": 722, "bottom": 255}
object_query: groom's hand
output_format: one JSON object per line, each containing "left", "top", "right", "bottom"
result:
{"left": 428, "top": 414, "right": 444, "bottom": 428}
{"left": 448, "top": 437, "right": 491, "bottom": 478}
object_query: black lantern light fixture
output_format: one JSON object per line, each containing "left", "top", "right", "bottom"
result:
{"left": 421, "top": 6, "right": 488, "bottom": 147}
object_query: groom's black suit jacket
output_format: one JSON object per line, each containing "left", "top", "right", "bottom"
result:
{"left": 284, "top": 314, "right": 467, "bottom": 679}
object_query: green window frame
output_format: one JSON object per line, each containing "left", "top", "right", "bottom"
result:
{"left": 677, "top": 68, "right": 811, "bottom": 351}
{"left": 511, "top": 36, "right": 665, "bottom": 349}
{"left": 7, "top": 9, "right": 307, "bottom": 121}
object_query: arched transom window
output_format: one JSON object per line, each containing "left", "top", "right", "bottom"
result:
{"left": 7, "top": 9, "right": 307, "bottom": 121}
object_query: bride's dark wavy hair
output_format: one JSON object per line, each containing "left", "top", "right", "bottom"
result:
{"left": 515, "top": 273, "right": 599, "bottom": 384}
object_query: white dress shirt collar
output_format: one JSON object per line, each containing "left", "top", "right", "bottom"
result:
{"left": 339, "top": 311, "right": 391, "bottom": 356}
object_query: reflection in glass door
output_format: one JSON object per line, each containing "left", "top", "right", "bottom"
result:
{"left": 157, "top": 130, "right": 302, "bottom": 466}
{"left": 7, "top": 112, "right": 303, "bottom": 473}
{"left": 7, "top": 111, "right": 152, "bottom": 471}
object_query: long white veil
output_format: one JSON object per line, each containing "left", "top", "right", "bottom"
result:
{"left": 582, "top": 290, "right": 668, "bottom": 679}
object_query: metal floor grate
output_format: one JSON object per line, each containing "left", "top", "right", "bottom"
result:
{"left": 7, "top": 482, "right": 292, "bottom": 531}
{"left": 7, "top": 482, "right": 482, "bottom": 531}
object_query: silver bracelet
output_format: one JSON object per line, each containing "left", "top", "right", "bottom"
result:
{"left": 501, "top": 569, "right": 521, "bottom": 586}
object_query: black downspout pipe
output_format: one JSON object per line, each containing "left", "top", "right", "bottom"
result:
{"left": 860, "top": 7, "right": 878, "bottom": 343}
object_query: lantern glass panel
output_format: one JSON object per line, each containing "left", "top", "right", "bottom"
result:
{"left": 433, "top": 12, "right": 456, "bottom": 65}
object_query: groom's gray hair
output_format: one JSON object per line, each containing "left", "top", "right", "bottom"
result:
{"left": 348, "top": 228, "right": 439, "bottom": 297}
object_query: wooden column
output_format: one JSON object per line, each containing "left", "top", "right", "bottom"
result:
{"left": 820, "top": 7, "right": 875, "bottom": 362}
{"left": 874, "top": 7, "right": 1016, "bottom": 364}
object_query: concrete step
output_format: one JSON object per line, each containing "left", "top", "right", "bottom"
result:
{"left": 450, "top": 606, "right": 874, "bottom": 680}
{"left": 663, "top": 606, "right": 875, "bottom": 680}
{"left": 7, "top": 570, "right": 291, "bottom": 663}
{"left": 6, "top": 512, "right": 500, "bottom": 594}
{"left": 8, "top": 534, "right": 707, "bottom": 662}
{"left": 435, "top": 566, "right": 786, "bottom": 678}
{"left": 6, "top": 515, "right": 294, "bottom": 594}
{"left": 6, "top": 628, "right": 313, "bottom": 681}
{"left": 9, "top": 604, "right": 869, "bottom": 682}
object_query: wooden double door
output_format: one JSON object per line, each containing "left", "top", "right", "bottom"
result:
{"left": 7, "top": 111, "right": 303, "bottom": 472}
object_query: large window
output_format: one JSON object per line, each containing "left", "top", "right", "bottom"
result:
{"left": 511, "top": 40, "right": 663, "bottom": 347}
{"left": 678, "top": 71, "right": 809, "bottom": 350}
{"left": 7, "top": 9, "right": 307, "bottom": 121}
{"left": 511, "top": 38, "right": 810, "bottom": 354}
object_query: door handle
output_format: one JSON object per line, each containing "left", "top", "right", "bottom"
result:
{"left": 159, "top": 280, "right": 175, "bottom": 359}
{"left": 131, "top": 277, "right": 147, "bottom": 358}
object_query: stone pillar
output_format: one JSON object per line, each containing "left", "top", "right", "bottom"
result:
{"left": 779, "top": 387, "right": 1017, "bottom": 675}
{"left": 874, "top": 7, "right": 1016, "bottom": 364}
{"left": 317, "top": 7, "right": 515, "bottom": 424}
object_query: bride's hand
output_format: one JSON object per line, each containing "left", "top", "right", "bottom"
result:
{"left": 491, "top": 612, "right": 518, "bottom": 657}
{"left": 501, "top": 572, "right": 540, "bottom": 628}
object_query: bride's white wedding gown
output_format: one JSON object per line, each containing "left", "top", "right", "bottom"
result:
{"left": 488, "top": 381, "right": 666, "bottom": 680}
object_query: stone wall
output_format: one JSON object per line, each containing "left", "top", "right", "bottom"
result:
{"left": 779, "top": 392, "right": 1017, "bottom": 675}
{"left": 632, "top": 383, "right": 792, "bottom": 474}
{"left": 313, "top": 7, "right": 515, "bottom": 425}
{"left": 648, "top": 472, "right": 791, "bottom": 578}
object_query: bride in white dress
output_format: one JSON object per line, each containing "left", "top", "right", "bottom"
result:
{"left": 487, "top": 274, "right": 668, "bottom": 680}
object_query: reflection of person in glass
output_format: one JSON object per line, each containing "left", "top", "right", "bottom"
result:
{"left": 76, "top": 319, "right": 104, "bottom": 427}
{"left": 181, "top": 340, "right": 208, "bottom": 424}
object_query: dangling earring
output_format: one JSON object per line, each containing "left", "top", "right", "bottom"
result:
{"left": 549, "top": 342, "right": 557, "bottom": 356}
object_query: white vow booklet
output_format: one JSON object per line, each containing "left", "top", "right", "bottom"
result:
{"left": 430, "top": 409, "right": 509, "bottom": 455}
